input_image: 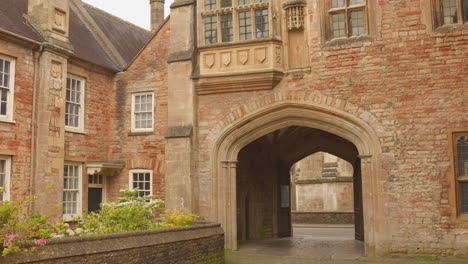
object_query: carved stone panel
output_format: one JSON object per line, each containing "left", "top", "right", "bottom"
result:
{"left": 52, "top": 8, "right": 67, "bottom": 34}
{"left": 51, "top": 61, "right": 62, "bottom": 79}
{"left": 221, "top": 52, "right": 232, "bottom": 67}
{"left": 238, "top": 50, "right": 249, "bottom": 65}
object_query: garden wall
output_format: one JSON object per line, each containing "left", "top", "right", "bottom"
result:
{"left": 2, "top": 224, "right": 224, "bottom": 264}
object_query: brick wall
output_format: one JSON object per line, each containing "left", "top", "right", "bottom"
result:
{"left": 108, "top": 21, "right": 170, "bottom": 202}
{"left": 0, "top": 39, "right": 35, "bottom": 201}
{"left": 3, "top": 224, "right": 225, "bottom": 264}
{"left": 195, "top": 0, "right": 467, "bottom": 256}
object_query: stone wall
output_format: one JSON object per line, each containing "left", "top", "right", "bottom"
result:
{"left": 194, "top": 0, "right": 468, "bottom": 256}
{"left": 292, "top": 212, "right": 354, "bottom": 225}
{"left": 3, "top": 224, "right": 224, "bottom": 264}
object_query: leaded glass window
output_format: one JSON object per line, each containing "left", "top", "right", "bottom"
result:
{"left": 454, "top": 133, "right": 468, "bottom": 215}
{"left": 239, "top": 11, "right": 252, "bottom": 40}
{"left": 221, "top": 0, "right": 232, "bottom": 8}
{"left": 436, "top": 0, "right": 468, "bottom": 26}
{"left": 205, "top": 0, "right": 216, "bottom": 10}
{"left": 255, "top": 9, "right": 269, "bottom": 38}
{"left": 221, "top": 14, "right": 233, "bottom": 42}
{"left": 328, "top": 0, "right": 366, "bottom": 39}
{"left": 205, "top": 16, "right": 218, "bottom": 44}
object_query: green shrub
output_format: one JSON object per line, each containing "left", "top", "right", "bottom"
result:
{"left": 159, "top": 209, "right": 199, "bottom": 228}
{"left": 80, "top": 189, "right": 164, "bottom": 235}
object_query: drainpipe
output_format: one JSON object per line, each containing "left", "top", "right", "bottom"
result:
{"left": 29, "top": 43, "right": 44, "bottom": 213}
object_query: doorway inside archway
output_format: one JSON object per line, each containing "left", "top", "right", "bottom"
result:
{"left": 235, "top": 126, "right": 365, "bottom": 258}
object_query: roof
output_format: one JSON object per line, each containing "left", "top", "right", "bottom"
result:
{"left": 0, "top": 0, "right": 151, "bottom": 72}
{"left": 0, "top": 0, "right": 42, "bottom": 42}
{"left": 84, "top": 4, "right": 151, "bottom": 64}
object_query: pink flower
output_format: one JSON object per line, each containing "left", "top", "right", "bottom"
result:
{"left": 33, "top": 238, "right": 47, "bottom": 246}
{"left": 3, "top": 234, "right": 19, "bottom": 247}
{"left": 33, "top": 195, "right": 39, "bottom": 200}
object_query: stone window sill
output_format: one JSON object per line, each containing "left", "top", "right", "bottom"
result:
{"left": 128, "top": 131, "right": 154, "bottom": 136}
{"left": 0, "top": 119, "right": 16, "bottom": 124}
{"left": 433, "top": 23, "right": 468, "bottom": 34}
{"left": 65, "top": 128, "right": 87, "bottom": 135}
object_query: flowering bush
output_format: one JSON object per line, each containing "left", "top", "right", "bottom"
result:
{"left": 0, "top": 188, "right": 199, "bottom": 257}
{"left": 0, "top": 193, "right": 52, "bottom": 256}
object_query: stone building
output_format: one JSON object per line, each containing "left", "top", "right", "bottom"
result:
{"left": 290, "top": 152, "right": 355, "bottom": 225}
{"left": 0, "top": 0, "right": 467, "bottom": 258}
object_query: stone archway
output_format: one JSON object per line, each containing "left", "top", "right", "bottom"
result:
{"left": 210, "top": 101, "right": 385, "bottom": 256}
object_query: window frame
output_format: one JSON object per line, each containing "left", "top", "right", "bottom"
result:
{"left": 63, "top": 162, "right": 83, "bottom": 220}
{"left": 131, "top": 92, "right": 154, "bottom": 133}
{"left": 0, "top": 156, "right": 11, "bottom": 202}
{"left": 128, "top": 169, "right": 153, "bottom": 197}
{"left": 432, "top": 0, "right": 468, "bottom": 27}
{"left": 201, "top": 0, "right": 270, "bottom": 46}
{"left": 65, "top": 74, "right": 85, "bottom": 133}
{"left": 453, "top": 132, "right": 468, "bottom": 217}
{"left": 0, "top": 54, "right": 16, "bottom": 123}
{"left": 325, "top": 0, "right": 368, "bottom": 40}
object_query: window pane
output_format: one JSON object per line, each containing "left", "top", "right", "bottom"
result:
{"left": 442, "top": 0, "right": 458, "bottom": 24}
{"left": 0, "top": 160, "right": 5, "bottom": 187}
{"left": 464, "top": 0, "right": 468, "bottom": 22}
{"left": 205, "top": 16, "right": 218, "bottom": 44}
{"left": 350, "top": 10, "right": 365, "bottom": 36}
{"left": 221, "top": 0, "right": 232, "bottom": 8}
{"left": 205, "top": 0, "right": 216, "bottom": 10}
{"left": 332, "top": 0, "right": 344, "bottom": 8}
{"left": 239, "top": 11, "right": 252, "bottom": 40}
{"left": 255, "top": 9, "right": 269, "bottom": 38}
{"left": 221, "top": 14, "right": 233, "bottom": 42}
{"left": 350, "top": 0, "right": 363, "bottom": 4}
{"left": 239, "top": 0, "right": 250, "bottom": 4}
{"left": 332, "top": 13, "right": 346, "bottom": 38}
{"left": 461, "top": 182, "right": 468, "bottom": 214}
{"left": 457, "top": 136, "right": 468, "bottom": 177}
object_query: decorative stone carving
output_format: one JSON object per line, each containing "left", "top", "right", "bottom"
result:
{"left": 51, "top": 61, "right": 62, "bottom": 79}
{"left": 284, "top": 1, "right": 306, "bottom": 30}
{"left": 221, "top": 52, "right": 232, "bottom": 67}
{"left": 196, "top": 40, "right": 284, "bottom": 94}
{"left": 255, "top": 48, "right": 267, "bottom": 64}
{"left": 53, "top": 8, "right": 66, "bottom": 33}
{"left": 204, "top": 53, "right": 215, "bottom": 69}
{"left": 238, "top": 50, "right": 249, "bottom": 65}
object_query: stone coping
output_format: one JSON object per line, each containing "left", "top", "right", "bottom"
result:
{"left": 4, "top": 223, "right": 223, "bottom": 263}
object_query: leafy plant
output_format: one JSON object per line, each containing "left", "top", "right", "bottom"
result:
{"left": 159, "top": 209, "right": 199, "bottom": 228}
{"left": 80, "top": 189, "right": 164, "bottom": 235}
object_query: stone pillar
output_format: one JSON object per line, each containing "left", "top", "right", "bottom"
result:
{"left": 31, "top": 52, "right": 69, "bottom": 221}
{"left": 165, "top": 0, "right": 197, "bottom": 212}
{"left": 27, "top": 0, "right": 73, "bottom": 221}
{"left": 150, "top": 0, "right": 165, "bottom": 31}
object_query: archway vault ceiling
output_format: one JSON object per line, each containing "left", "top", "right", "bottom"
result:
{"left": 241, "top": 126, "right": 359, "bottom": 167}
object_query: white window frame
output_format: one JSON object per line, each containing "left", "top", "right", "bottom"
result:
{"left": 65, "top": 74, "right": 85, "bottom": 133}
{"left": 131, "top": 92, "right": 154, "bottom": 133}
{"left": 129, "top": 169, "right": 153, "bottom": 197}
{"left": 63, "top": 162, "right": 83, "bottom": 220}
{"left": 0, "top": 156, "right": 11, "bottom": 201}
{"left": 0, "top": 54, "right": 16, "bottom": 122}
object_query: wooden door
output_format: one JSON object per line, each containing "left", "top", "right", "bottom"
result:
{"left": 278, "top": 184, "right": 292, "bottom": 237}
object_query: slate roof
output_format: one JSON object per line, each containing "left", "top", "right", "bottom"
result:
{"left": 0, "top": 0, "right": 151, "bottom": 72}
{"left": 0, "top": 0, "right": 42, "bottom": 42}
{"left": 69, "top": 8, "right": 120, "bottom": 71}
{"left": 84, "top": 4, "right": 151, "bottom": 64}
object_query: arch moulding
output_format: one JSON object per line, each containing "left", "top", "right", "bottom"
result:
{"left": 208, "top": 93, "right": 389, "bottom": 256}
